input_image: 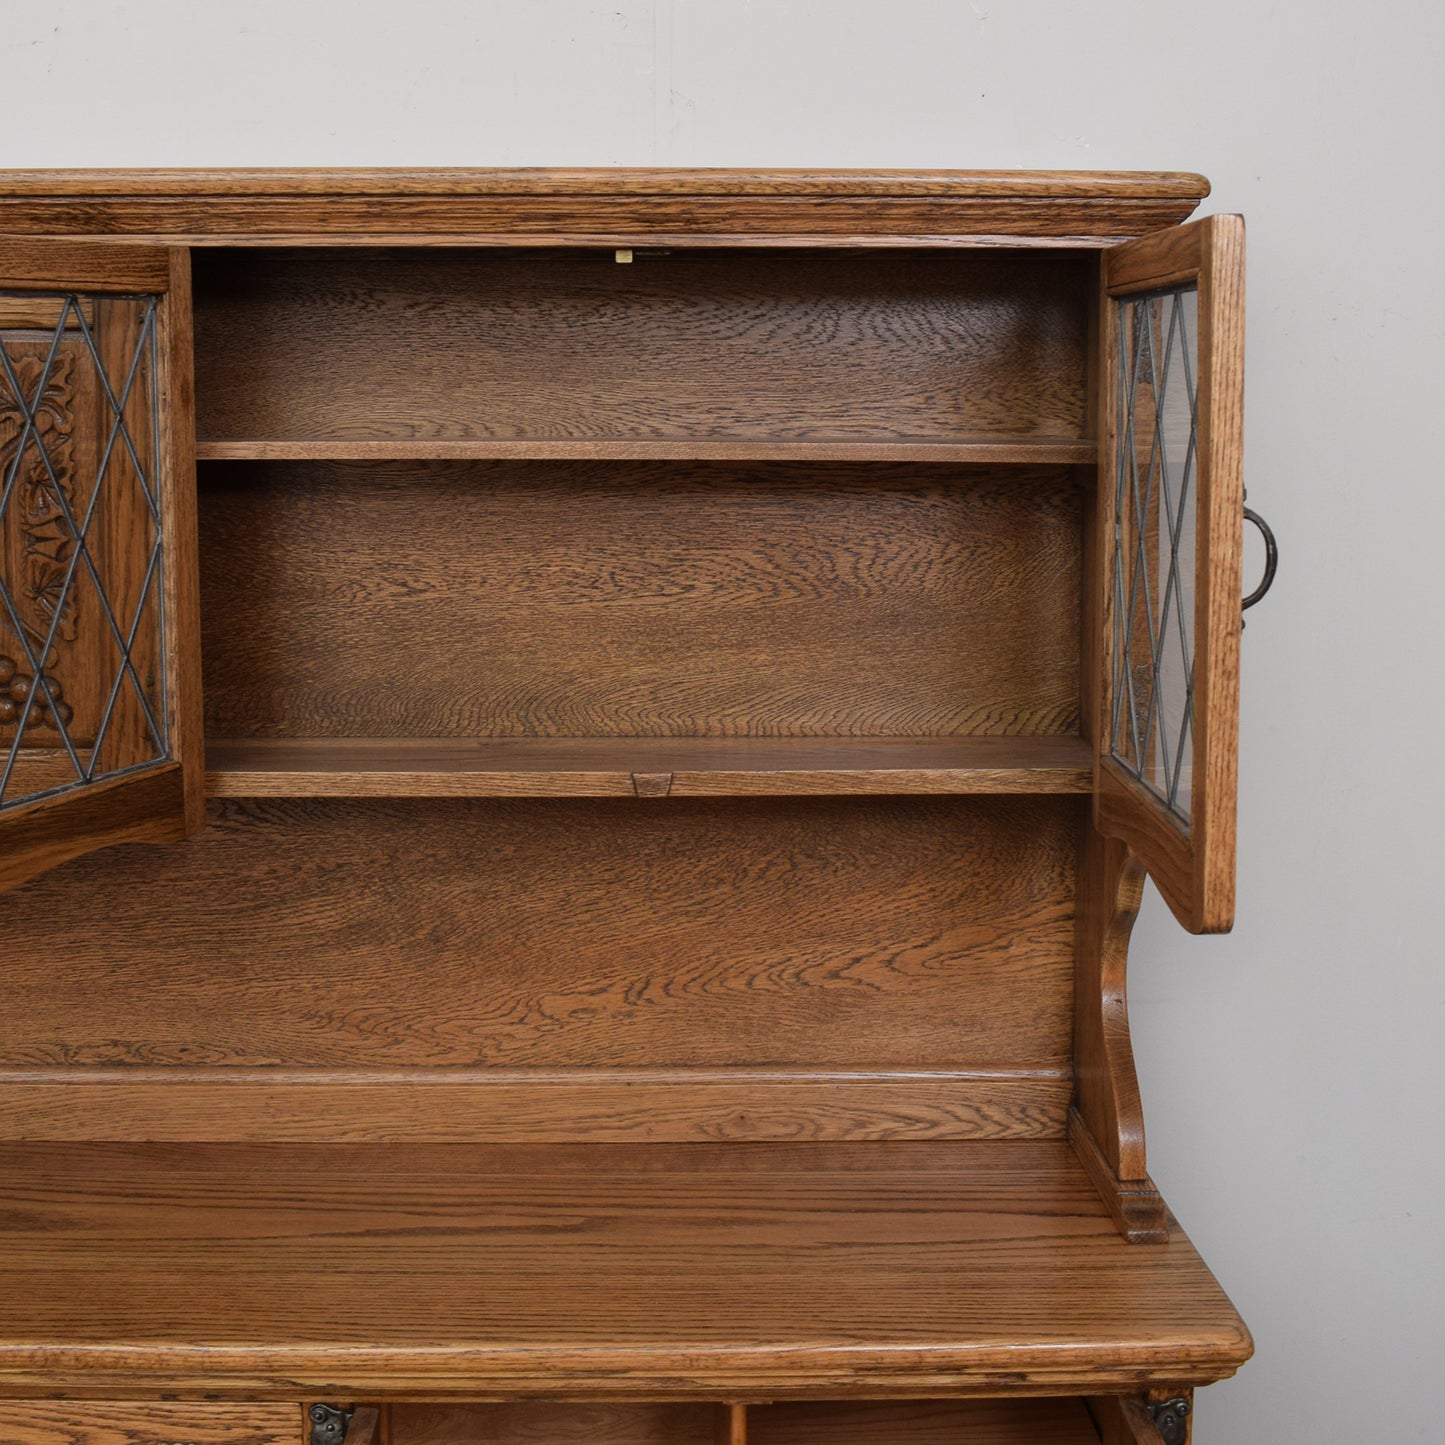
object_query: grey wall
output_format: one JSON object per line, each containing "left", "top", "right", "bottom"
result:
{"left": 5, "top": 3, "right": 1442, "bottom": 1438}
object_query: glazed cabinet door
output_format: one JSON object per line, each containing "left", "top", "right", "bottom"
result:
{"left": 1095, "top": 215, "right": 1245, "bottom": 933}
{"left": 0, "top": 240, "right": 201, "bottom": 892}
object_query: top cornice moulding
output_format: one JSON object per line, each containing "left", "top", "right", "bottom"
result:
{"left": 0, "top": 168, "right": 1210, "bottom": 196}
{"left": 0, "top": 167, "right": 1211, "bottom": 244}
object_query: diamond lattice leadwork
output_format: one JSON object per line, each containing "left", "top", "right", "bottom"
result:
{"left": 1110, "top": 286, "right": 1199, "bottom": 825}
{"left": 0, "top": 291, "right": 167, "bottom": 810}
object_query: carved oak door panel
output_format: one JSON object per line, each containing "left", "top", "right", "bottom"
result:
{"left": 0, "top": 240, "right": 201, "bottom": 892}
{"left": 1095, "top": 216, "right": 1245, "bottom": 934}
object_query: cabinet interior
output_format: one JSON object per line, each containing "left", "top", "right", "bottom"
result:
{"left": 191, "top": 246, "right": 1092, "bottom": 449}
{"left": 196, "top": 459, "right": 1083, "bottom": 740}
{"left": 190, "top": 245, "right": 1095, "bottom": 798}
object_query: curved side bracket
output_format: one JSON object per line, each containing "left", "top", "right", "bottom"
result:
{"left": 1071, "top": 826, "right": 1168, "bottom": 1243}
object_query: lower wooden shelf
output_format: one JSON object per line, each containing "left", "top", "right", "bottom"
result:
{"left": 749, "top": 1400, "right": 1103, "bottom": 1445}
{"left": 204, "top": 735, "right": 1095, "bottom": 798}
{"left": 1, "top": 1395, "right": 1155, "bottom": 1445}
{"left": 0, "top": 1139, "right": 1249, "bottom": 1399}
{"left": 390, "top": 1399, "right": 1103, "bottom": 1445}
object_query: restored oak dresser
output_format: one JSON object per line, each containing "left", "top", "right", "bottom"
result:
{"left": 0, "top": 170, "right": 1268, "bottom": 1445}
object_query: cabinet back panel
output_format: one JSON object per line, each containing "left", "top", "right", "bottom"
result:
{"left": 192, "top": 248, "right": 1090, "bottom": 444}
{"left": 199, "top": 461, "right": 1081, "bottom": 738}
{"left": 0, "top": 797, "right": 1076, "bottom": 1080}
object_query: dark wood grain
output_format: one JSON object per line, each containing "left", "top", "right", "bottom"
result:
{"left": 0, "top": 168, "right": 1209, "bottom": 244}
{"left": 0, "top": 238, "right": 170, "bottom": 291}
{"left": 0, "top": 795, "right": 1078, "bottom": 1074}
{"left": 392, "top": 1402, "right": 717, "bottom": 1445}
{"left": 204, "top": 736, "right": 1095, "bottom": 798}
{"left": 343, "top": 1406, "right": 381, "bottom": 1445}
{"left": 192, "top": 250, "right": 1089, "bottom": 446}
{"left": 749, "top": 1399, "right": 1101, "bottom": 1445}
{"left": 0, "top": 1069, "right": 1070, "bottom": 1144}
{"left": 4, "top": 1400, "right": 302, "bottom": 1443}
{"left": 387, "top": 1399, "right": 1107, "bottom": 1445}
{"left": 198, "top": 462, "right": 1081, "bottom": 740}
{"left": 0, "top": 1140, "right": 1252, "bottom": 1398}
{"left": 0, "top": 320, "right": 111, "bottom": 762}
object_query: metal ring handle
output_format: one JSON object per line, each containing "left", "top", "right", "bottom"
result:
{"left": 1242, "top": 506, "right": 1278, "bottom": 611}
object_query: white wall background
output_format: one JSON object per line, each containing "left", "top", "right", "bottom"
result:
{"left": 4, "top": 3, "right": 1442, "bottom": 1439}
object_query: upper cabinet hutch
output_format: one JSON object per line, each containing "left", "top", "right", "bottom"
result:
{"left": 0, "top": 170, "right": 1269, "bottom": 1445}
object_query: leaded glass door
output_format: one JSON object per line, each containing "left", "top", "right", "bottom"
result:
{"left": 0, "top": 240, "right": 202, "bottom": 893}
{"left": 1096, "top": 215, "right": 1245, "bottom": 933}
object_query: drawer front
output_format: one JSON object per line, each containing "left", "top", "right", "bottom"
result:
{"left": 4, "top": 1401, "right": 303, "bottom": 1445}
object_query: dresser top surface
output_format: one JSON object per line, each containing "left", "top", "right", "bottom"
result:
{"left": 0, "top": 1139, "right": 1250, "bottom": 1399}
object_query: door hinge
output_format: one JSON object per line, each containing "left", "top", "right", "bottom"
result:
{"left": 309, "top": 1403, "right": 353, "bottom": 1445}
{"left": 1148, "top": 1397, "right": 1191, "bottom": 1445}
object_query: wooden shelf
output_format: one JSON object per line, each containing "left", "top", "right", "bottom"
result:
{"left": 195, "top": 438, "right": 1097, "bottom": 464}
{"left": 205, "top": 736, "right": 1096, "bottom": 798}
{"left": 0, "top": 1139, "right": 1250, "bottom": 1398}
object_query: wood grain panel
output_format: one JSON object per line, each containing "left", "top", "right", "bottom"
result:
{"left": 198, "top": 462, "right": 1081, "bottom": 739}
{"left": 0, "top": 1140, "right": 1253, "bottom": 1398}
{"left": 3, "top": 1400, "right": 301, "bottom": 1444}
{"left": 0, "top": 239, "right": 170, "bottom": 292}
{"left": 192, "top": 250, "right": 1088, "bottom": 445}
{"left": 0, "top": 796, "right": 1078, "bottom": 1073}
{"left": 392, "top": 1402, "right": 717, "bottom": 1445}
{"left": 748, "top": 1399, "right": 1101, "bottom": 1445}
{"left": 0, "top": 1069, "right": 1069, "bottom": 1143}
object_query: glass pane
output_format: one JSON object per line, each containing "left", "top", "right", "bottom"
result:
{"left": 1110, "top": 286, "right": 1198, "bottom": 826}
{"left": 0, "top": 290, "right": 167, "bottom": 810}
